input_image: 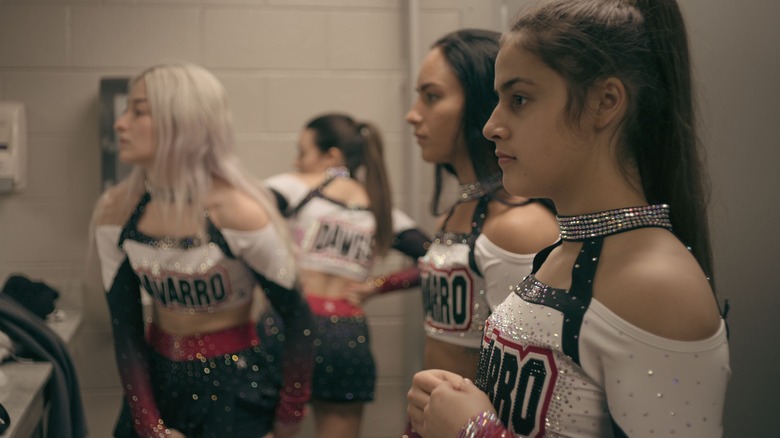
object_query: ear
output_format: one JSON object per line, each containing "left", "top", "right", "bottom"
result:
{"left": 591, "top": 77, "right": 628, "bottom": 130}
{"left": 325, "top": 147, "right": 345, "bottom": 166}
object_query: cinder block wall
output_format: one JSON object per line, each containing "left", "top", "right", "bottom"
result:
{"left": 0, "top": 1, "right": 498, "bottom": 436}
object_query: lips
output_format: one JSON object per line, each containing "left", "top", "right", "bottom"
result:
{"left": 495, "top": 149, "right": 515, "bottom": 166}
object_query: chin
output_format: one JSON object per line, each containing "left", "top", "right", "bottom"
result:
{"left": 502, "top": 177, "right": 531, "bottom": 198}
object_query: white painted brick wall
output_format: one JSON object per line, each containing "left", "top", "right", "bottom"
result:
{"left": 0, "top": 1, "right": 501, "bottom": 436}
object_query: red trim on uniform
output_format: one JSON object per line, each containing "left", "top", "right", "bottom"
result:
{"left": 147, "top": 322, "right": 259, "bottom": 361}
{"left": 306, "top": 295, "right": 364, "bottom": 317}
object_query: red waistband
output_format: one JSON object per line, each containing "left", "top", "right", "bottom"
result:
{"left": 147, "top": 322, "right": 260, "bottom": 361}
{"left": 306, "top": 295, "right": 364, "bottom": 317}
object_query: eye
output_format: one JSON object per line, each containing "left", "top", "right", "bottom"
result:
{"left": 424, "top": 93, "right": 440, "bottom": 104}
{"left": 512, "top": 95, "right": 527, "bottom": 109}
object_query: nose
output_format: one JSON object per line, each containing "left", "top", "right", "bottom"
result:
{"left": 483, "top": 108, "right": 507, "bottom": 141}
{"left": 114, "top": 111, "right": 128, "bottom": 132}
{"left": 405, "top": 102, "right": 422, "bottom": 125}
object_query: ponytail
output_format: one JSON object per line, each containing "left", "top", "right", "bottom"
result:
{"left": 306, "top": 114, "right": 394, "bottom": 257}
{"left": 633, "top": 0, "right": 713, "bottom": 282}
{"left": 356, "top": 122, "right": 393, "bottom": 256}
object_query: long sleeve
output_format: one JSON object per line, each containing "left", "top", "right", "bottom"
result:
{"left": 255, "top": 274, "right": 314, "bottom": 424}
{"left": 374, "top": 227, "right": 431, "bottom": 294}
{"left": 95, "top": 226, "right": 169, "bottom": 438}
{"left": 221, "top": 224, "right": 314, "bottom": 425}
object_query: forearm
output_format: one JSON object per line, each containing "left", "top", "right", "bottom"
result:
{"left": 372, "top": 265, "right": 422, "bottom": 294}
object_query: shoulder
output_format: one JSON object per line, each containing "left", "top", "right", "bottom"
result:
{"left": 321, "top": 177, "right": 370, "bottom": 206}
{"left": 94, "top": 181, "right": 141, "bottom": 226}
{"left": 206, "top": 183, "right": 270, "bottom": 231}
{"left": 482, "top": 199, "right": 559, "bottom": 255}
{"left": 596, "top": 229, "right": 722, "bottom": 341}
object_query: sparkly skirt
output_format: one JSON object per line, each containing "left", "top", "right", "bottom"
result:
{"left": 307, "top": 295, "right": 376, "bottom": 403}
{"left": 114, "top": 323, "right": 282, "bottom": 438}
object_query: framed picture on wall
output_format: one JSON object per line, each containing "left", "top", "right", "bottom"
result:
{"left": 99, "top": 77, "right": 131, "bottom": 190}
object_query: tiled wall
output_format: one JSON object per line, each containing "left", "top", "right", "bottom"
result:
{"left": 0, "top": 0, "right": 507, "bottom": 436}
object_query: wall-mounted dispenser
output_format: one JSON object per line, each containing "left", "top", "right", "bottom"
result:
{"left": 0, "top": 101, "right": 27, "bottom": 194}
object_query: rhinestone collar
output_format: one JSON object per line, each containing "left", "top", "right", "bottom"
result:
{"left": 557, "top": 204, "right": 672, "bottom": 242}
{"left": 325, "top": 166, "right": 350, "bottom": 179}
{"left": 144, "top": 179, "right": 177, "bottom": 203}
{"left": 458, "top": 172, "right": 502, "bottom": 202}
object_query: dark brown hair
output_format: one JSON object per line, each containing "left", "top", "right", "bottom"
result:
{"left": 430, "top": 29, "right": 502, "bottom": 215}
{"left": 306, "top": 114, "right": 393, "bottom": 256}
{"left": 508, "top": 0, "right": 713, "bottom": 281}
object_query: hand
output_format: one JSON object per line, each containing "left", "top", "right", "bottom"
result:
{"left": 343, "top": 278, "right": 377, "bottom": 306}
{"left": 271, "top": 421, "right": 301, "bottom": 438}
{"left": 407, "top": 369, "right": 466, "bottom": 436}
{"left": 424, "top": 378, "right": 495, "bottom": 438}
{"left": 166, "top": 429, "right": 187, "bottom": 438}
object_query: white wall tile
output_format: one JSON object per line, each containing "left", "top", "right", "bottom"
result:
{"left": 1, "top": 72, "right": 101, "bottom": 134}
{"left": 71, "top": 6, "right": 201, "bottom": 68}
{"left": 369, "top": 320, "right": 406, "bottom": 377}
{"left": 2, "top": 200, "right": 93, "bottom": 263}
{"left": 268, "top": 0, "right": 400, "bottom": 7}
{"left": 203, "top": 9, "right": 328, "bottom": 69}
{"left": 328, "top": 10, "right": 403, "bottom": 70}
{"left": 133, "top": 0, "right": 264, "bottom": 4}
{"left": 264, "top": 74, "right": 405, "bottom": 134}
{"left": 80, "top": 390, "right": 123, "bottom": 438}
{"left": 419, "top": 10, "right": 462, "bottom": 56}
{"left": 235, "top": 135, "right": 298, "bottom": 179}
{"left": 14, "top": 132, "right": 101, "bottom": 202}
{"left": 73, "top": 326, "right": 122, "bottom": 389}
{"left": 363, "top": 381, "right": 408, "bottom": 437}
{"left": 0, "top": 4, "right": 68, "bottom": 68}
{"left": 218, "top": 74, "right": 265, "bottom": 133}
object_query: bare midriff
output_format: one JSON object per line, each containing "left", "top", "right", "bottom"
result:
{"left": 299, "top": 268, "right": 362, "bottom": 299}
{"left": 151, "top": 303, "right": 252, "bottom": 336}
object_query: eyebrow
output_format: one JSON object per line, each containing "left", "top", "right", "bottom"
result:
{"left": 130, "top": 98, "right": 148, "bottom": 105}
{"left": 415, "top": 83, "right": 439, "bottom": 93}
{"left": 497, "top": 77, "right": 536, "bottom": 93}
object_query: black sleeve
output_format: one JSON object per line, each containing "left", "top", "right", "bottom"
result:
{"left": 104, "top": 259, "right": 170, "bottom": 438}
{"left": 392, "top": 228, "right": 431, "bottom": 259}
{"left": 254, "top": 274, "right": 314, "bottom": 424}
{"left": 269, "top": 188, "right": 291, "bottom": 217}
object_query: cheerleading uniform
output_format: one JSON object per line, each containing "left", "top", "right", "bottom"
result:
{"left": 474, "top": 225, "right": 731, "bottom": 437}
{"left": 95, "top": 192, "right": 313, "bottom": 438}
{"left": 419, "top": 195, "right": 538, "bottom": 349}
{"left": 267, "top": 173, "right": 430, "bottom": 402}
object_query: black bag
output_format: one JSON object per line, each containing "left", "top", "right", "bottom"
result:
{"left": 0, "top": 400, "right": 10, "bottom": 434}
{"left": 1, "top": 275, "right": 59, "bottom": 319}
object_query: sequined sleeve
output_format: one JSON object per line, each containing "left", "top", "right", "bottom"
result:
{"left": 579, "top": 300, "right": 731, "bottom": 437}
{"left": 95, "top": 226, "right": 169, "bottom": 438}
{"left": 222, "top": 224, "right": 314, "bottom": 424}
{"left": 254, "top": 274, "right": 314, "bottom": 424}
{"left": 372, "top": 228, "right": 430, "bottom": 294}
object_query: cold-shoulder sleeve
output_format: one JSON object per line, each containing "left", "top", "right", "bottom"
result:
{"left": 265, "top": 173, "right": 310, "bottom": 216}
{"left": 95, "top": 225, "right": 170, "bottom": 438}
{"left": 579, "top": 300, "right": 731, "bottom": 437}
{"left": 473, "top": 234, "right": 536, "bottom": 311}
{"left": 221, "top": 225, "right": 314, "bottom": 425}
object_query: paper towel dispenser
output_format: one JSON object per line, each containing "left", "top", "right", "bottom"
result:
{"left": 0, "top": 101, "right": 27, "bottom": 194}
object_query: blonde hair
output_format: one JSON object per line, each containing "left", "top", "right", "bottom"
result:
{"left": 95, "top": 62, "right": 296, "bottom": 275}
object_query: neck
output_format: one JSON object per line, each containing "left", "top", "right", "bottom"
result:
{"left": 457, "top": 172, "right": 503, "bottom": 203}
